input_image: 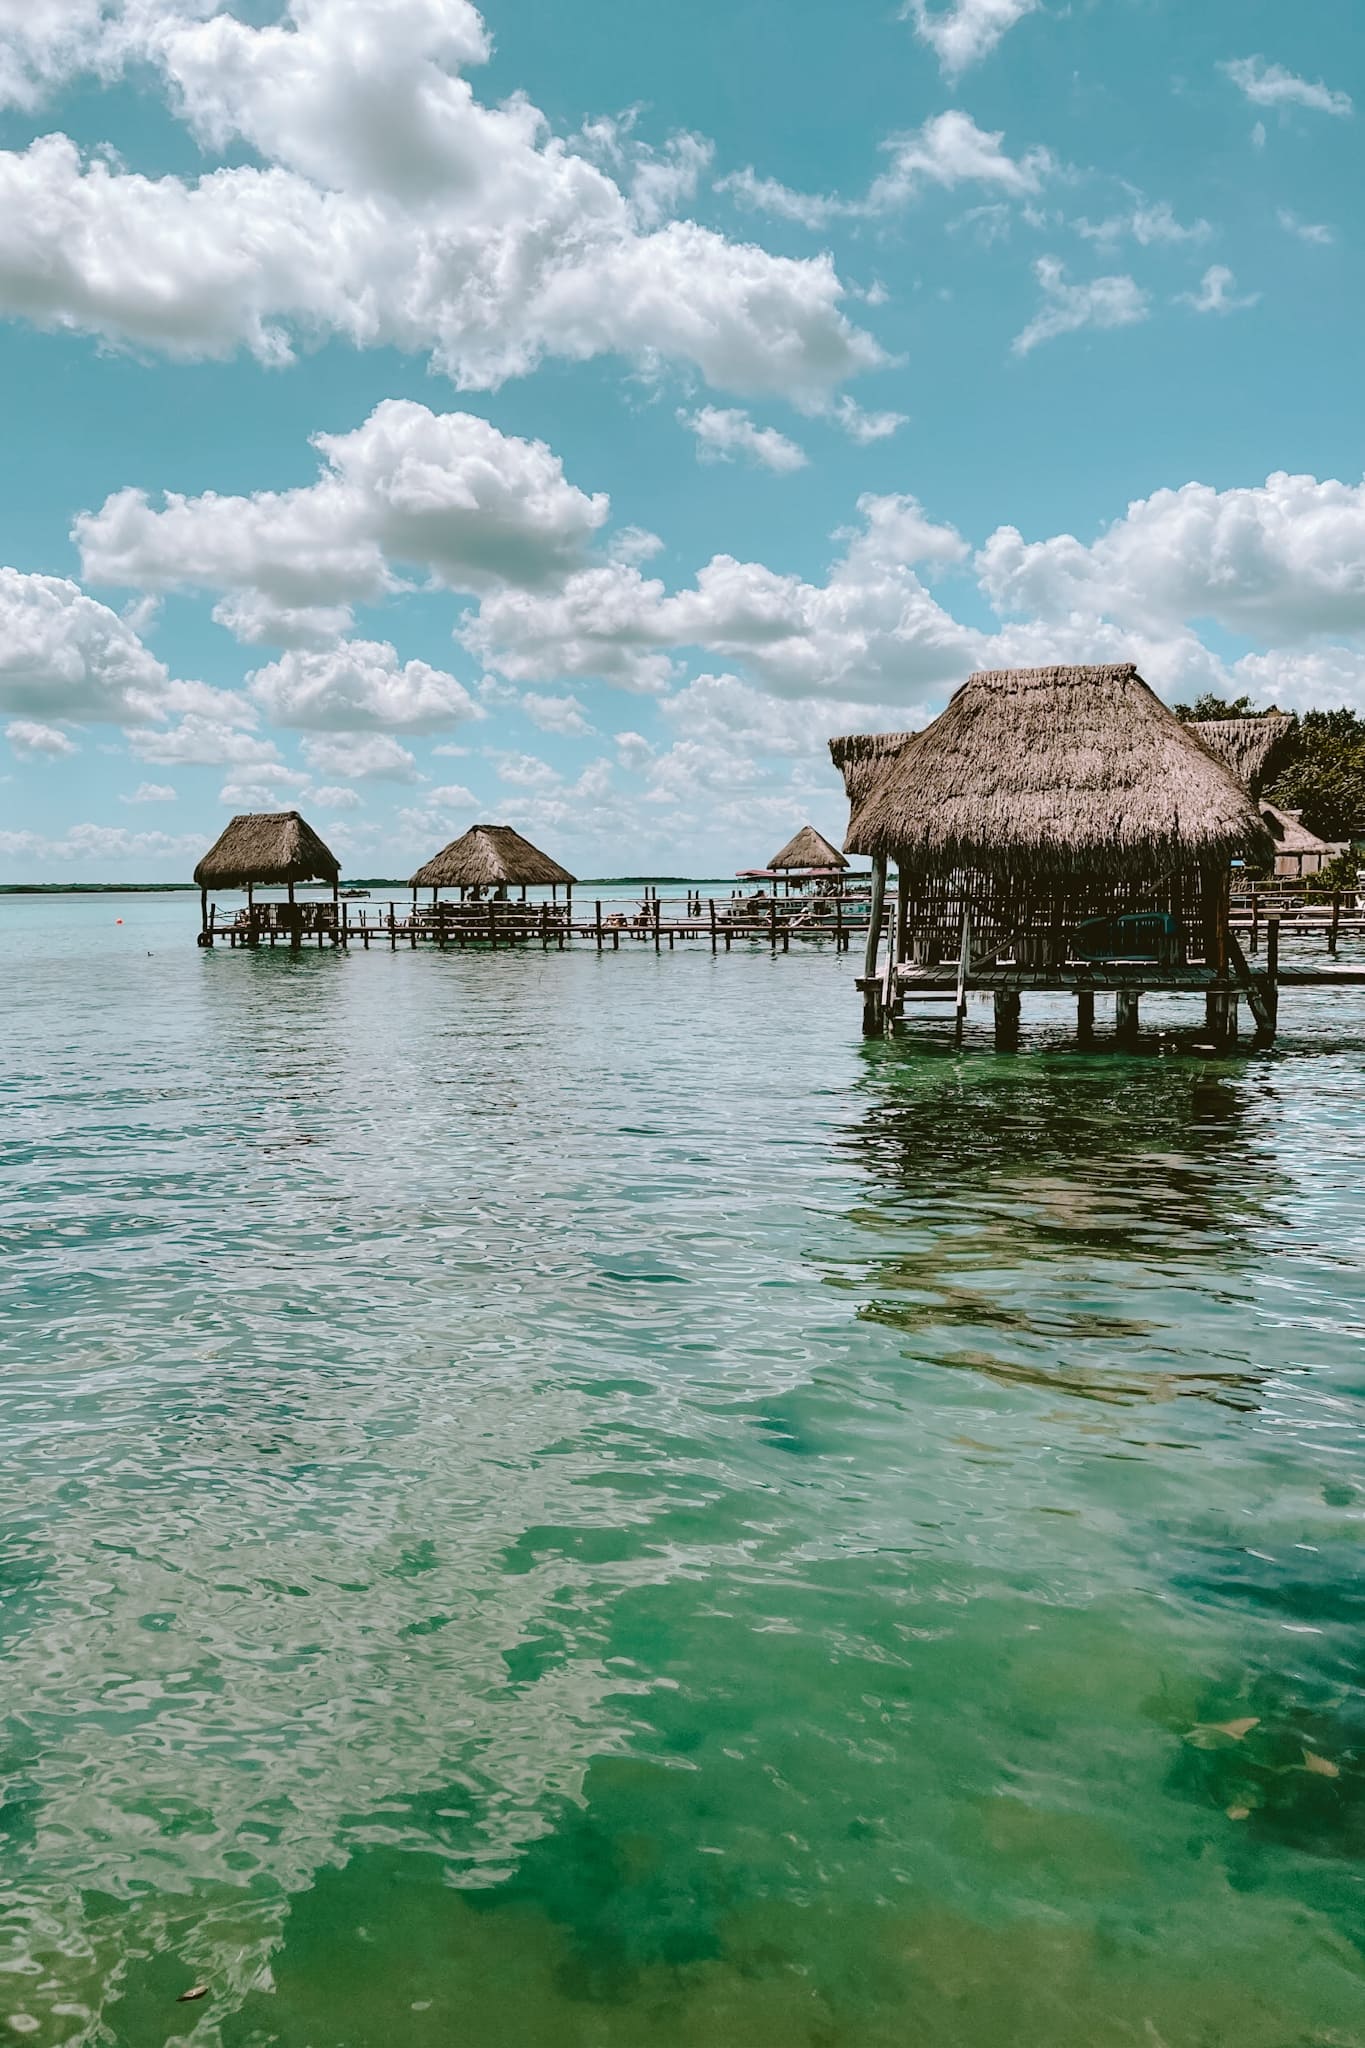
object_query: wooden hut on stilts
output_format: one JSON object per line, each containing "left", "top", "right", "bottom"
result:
{"left": 410, "top": 824, "right": 576, "bottom": 924}
{"left": 195, "top": 811, "right": 341, "bottom": 949}
{"left": 836, "top": 664, "right": 1274, "bottom": 1048}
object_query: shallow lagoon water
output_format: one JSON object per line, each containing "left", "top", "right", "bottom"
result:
{"left": 2, "top": 893, "right": 1364, "bottom": 2045}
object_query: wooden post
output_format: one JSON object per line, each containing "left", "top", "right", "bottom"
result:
{"left": 993, "top": 988, "right": 1021, "bottom": 1051}
{"left": 863, "top": 854, "right": 887, "bottom": 988}
{"left": 389, "top": 904, "right": 397, "bottom": 951}
{"left": 1266, "top": 916, "right": 1280, "bottom": 1040}
{"left": 1116, "top": 990, "right": 1140, "bottom": 1044}
{"left": 1330, "top": 889, "right": 1341, "bottom": 956}
{"left": 654, "top": 897, "right": 661, "bottom": 953}
{"left": 488, "top": 901, "right": 497, "bottom": 951}
{"left": 834, "top": 894, "right": 843, "bottom": 952}
{"left": 953, "top": 900, "right": 971, "bottom": 1047}
{"left": 1076, "top": 989, "right": 1095, "bottom": 1044}
{"left": 595, "top": 900, "right": 603, "bottom": 951}
{"left": 200, "top": 885, "right": 210, "bottom": 944}
{"left": 769, "top": 896, "right": 778, "bottom": 951}
{"left": 1250, "top": 888, "right": 1259, "bottom": 955}
{"left": 709, "top": 899, "right": 717, "bottom": 954}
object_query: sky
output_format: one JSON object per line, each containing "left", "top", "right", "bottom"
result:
{"left": 0, "top": 0, "right": 1361, "bottom": 881}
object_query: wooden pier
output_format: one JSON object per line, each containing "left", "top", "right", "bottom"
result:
{"left": 198, "top": 889, "right": 869, "bottom": 955}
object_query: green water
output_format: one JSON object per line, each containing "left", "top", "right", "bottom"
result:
{"left": 3, "top": 895, "right": 1363, "bottom": 2046}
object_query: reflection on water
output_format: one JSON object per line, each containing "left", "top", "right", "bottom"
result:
{"left": 1, "top": 908, "right": 1363, "bottom": 2045}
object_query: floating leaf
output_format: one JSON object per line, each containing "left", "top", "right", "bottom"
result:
{"left": 1301, "top": 1751, "right": 1340, "bottom": 1778}
{"left": 177, "top": 1986, "right": 209, "bottom": 2003}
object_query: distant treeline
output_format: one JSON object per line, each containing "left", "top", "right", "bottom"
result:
{"left": 1174, "top": 696, "right": 1365, "bottom": 841}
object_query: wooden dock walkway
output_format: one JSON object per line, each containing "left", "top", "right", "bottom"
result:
{"left": 200, "top": 892, "right": 869, "bottom": 954}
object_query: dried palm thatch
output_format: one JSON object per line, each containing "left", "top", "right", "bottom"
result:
{"left": 194, "top": 811, "right": 340, "bottom": 888}
{"left": 828, "top": 731, "right": 916, "bottom": 808}
{"left": 1259, "top": 802, "right": 1337, "bottom": 857}
{"left": 768, "top": 824, "right": 848, "bottom": 870}
{"left": 1192, "top": 715, "right": 1296, "bottom": 797}
{"left": 411, "top": 824, "right": 576, "bottom": 890}
{"left": 846, "top": 665, "right": 1271, "bottom": 877}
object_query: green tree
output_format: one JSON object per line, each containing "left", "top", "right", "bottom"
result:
{"left": 1171, "top": 693, "right": 1263, "bottom": 724}
{"left": 1265, "top": 738, "right": 1365, "bottom": 841}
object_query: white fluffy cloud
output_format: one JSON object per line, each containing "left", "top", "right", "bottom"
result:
{"left": 521, "top": 692, "right": 593, "bottom": 736}
{"left": 679, "top": 406, "right": 807, "bottom": 473}
{"left": 904, "top": 0, "right": 1039, "bottom": 77}
{"left": 720, "top": 111, "right": 1049, "bottom": 229}
{"left": 1012, "top": 258, "right": 1149, "bottom": 354}
{"left": 129, "top": 715, "right": 279, "bottom": 767}
{"left": 77, "top": 401, "right": 611, "bottom": 636}
{"left": 0, "top": 566, "right": 178, "bottom": 721}
{"left": 1221, "top": 57, "right": 1353, "bottom": 118}
{"left": 976, "top": 473, "right": 1365, "bottom": 643}
{"left": 1074, "top": 197, "right": 1211, "bottom": 247}
{"left": 301, "top": 731, "right": 419, "bottom": 781}
{"left": 465, "top": 492, "right": 974, "bottom": 703}
{"left": 6, "top": 716, "right": 78, "bottom": 755}
{"left": 247, "top": 639, "right": 479, "bottom": 732}
{"left": 0, "top": 1, "right": 883, "bottom": 404}
{"left": 120, "top": 780, "right": 177, "bottom": 802}
{"left": 1178, "top": 265, "right": 1258, "bottom": 316}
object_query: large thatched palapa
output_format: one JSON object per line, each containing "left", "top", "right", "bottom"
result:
{"left": 1191, "top": 714, "right": 1296, "bottom": 798}
{"left": 195, "top": 811, "right": 340, "bottom": 891}
{"left": 412, "top": 824, "right": 576, "bottom": 899}
{"left": 828, "top": 731, "right": 916, "bottom": 810}
{"left": 842, "top": 664, "right": 1273, "bottom": 1039}
{"left": 848, "top": 665, "right": 1268, "bottom": 879}
{"left": 768, "top": 824, "right": 848, "bottom": 872}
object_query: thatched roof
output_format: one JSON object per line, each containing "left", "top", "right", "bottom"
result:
{"left": 194, "top": 811, "right": 340, "bottom": 888}
{"left": 1259, "top": 803, "right": 1340, "bottom": 857}
{"left": 846, "top": 664, "right": 1271, "bottom": 877}
{"left": 411, "top": 824, "right": 576, "bottom": 890}
{"left": 1192, "top": 715, "right": 1296, "bottom": 797}
{"left": 768, "top": 824, "right": 848, "bottom": 870}
{"left": 828, "top": 730, "right": 916, "bottom": 808}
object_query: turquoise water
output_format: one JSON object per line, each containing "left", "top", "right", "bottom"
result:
{"left": 3, "top": 894, "right": 1364, "bottom": 2046}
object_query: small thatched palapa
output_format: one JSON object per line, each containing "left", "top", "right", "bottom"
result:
{"left": 1192, "top": 715, "right": 1296, "bottom": 797}
{"left": 846, "top": 665, "right": 1270, "bottom": 878}
{"left": 194, "top": 811, "right": 340, "bottom": 888}
{"left": 768, "top": 824, "right": 848, "bottom": 871}
{"left": 412, "top": 824, "right": 576, "bottom": 892}
{"left": 828, "top": 731, "right": 916, "bottom": 809}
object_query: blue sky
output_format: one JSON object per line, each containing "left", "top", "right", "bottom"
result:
{"left": 0, "top": 0, "right": 1360, "bottom": 880}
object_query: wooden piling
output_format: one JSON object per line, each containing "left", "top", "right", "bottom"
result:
{"left": 1076, "top": 989, "right": 1095, "bottom": 1044}
{"left": 1116, "top": 990, "right": 1140, "bottom": 1044}
{"left": 993, "top": 987, "right": 1021, "bottom": 1051}
{"left": 709, "top": 899, "right": 717, "bottom": 954}
{"left": 1330, "top": 890, "right": 1341, "bottom": 956}
{"left": 595, "top": 901, "right": 603, "bottom": 951}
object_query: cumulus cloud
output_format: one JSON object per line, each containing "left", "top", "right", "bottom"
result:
{"left": 1011, "top": 258, "right": 1149, "bottom": 354}
{"left": 832, "top": 396, "right": 908, "bottom": 444}
{"left": 1178, "top": 265, "right": 1258, "bottom": 315}
{"left": 719, "top": 111, "right": 1049, "bottom": 228}
{"left": 0, "top": 1, "right": 883, "bottom": 404}
{"left": 464, "top": 491, "right": 975, "bottom": 703}
{"left": 0, "top": 565, "right": 183, "bottom": 722}
{"left": 975, "top": 473, "right": 1365, "bottom": 643}
{"left": 300, "top": 731, "right": 419, "bottom": 780}
{"left": 310, "top": 782, "right": 363, "bottom": 808}
{"left": 129, "top": 715, "right": 280, "bottom": 767}
{"left": 247, "top": 638, "right": 479, "bottom": 732}
{"left": 679, "top": 406, "right": 807, "bottom": 473}
{"left": 0, "top": 820, "right": 201, "bottom": 863}
{"left": 904, "top": 0, "right": 1039, "bottom": 77}
{"left": 6, "top": 716, "right": 77, "bottom": 756}
{"left": 521, "top": 692, "right": 594, "bottom": 736}
{"left": 120, "top": 780, "right": 177, "bottom": 802}
{"left": 77, "top": 400, "right": 610, "bottom": 636}
{"left": 1221, "top": 57, "right": 1352, "bottom": 118}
